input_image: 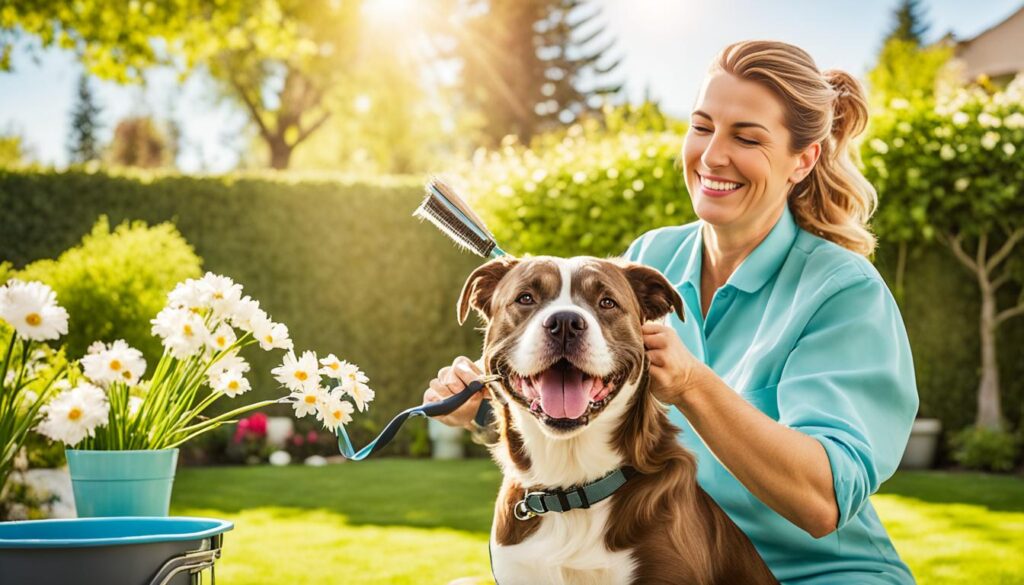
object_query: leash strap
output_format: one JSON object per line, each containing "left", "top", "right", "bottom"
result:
{"left": 336, "top": 379, "right": 489, "bottom": 460}
{"left": 515, "top": 466, "right": 638, "bottom": 520}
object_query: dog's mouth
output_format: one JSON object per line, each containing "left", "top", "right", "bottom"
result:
{"left": 504, "top": 358, "right": 626, "bottom": 431}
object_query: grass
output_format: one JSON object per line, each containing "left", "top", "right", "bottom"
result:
{"left": 171, "top": 461, "right": 1024, "bottom": 584}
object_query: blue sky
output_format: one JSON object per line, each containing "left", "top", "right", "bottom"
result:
{"left": 1, "top": 0, "right": 1021, "bottom": 173}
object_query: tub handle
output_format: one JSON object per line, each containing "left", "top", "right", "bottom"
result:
{"left": 148, "top": 534, "right": 223, "bottom": 585}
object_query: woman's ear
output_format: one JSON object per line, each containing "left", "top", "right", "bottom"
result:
{"left": 789, "top": 142, "right": 821, "bottom": 184}
{"left": 457, "top": 256, "right": 520, "bottom": 325}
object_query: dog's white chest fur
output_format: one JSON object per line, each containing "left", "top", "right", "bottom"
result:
{"left": 490, "top": 502, "right": 636, "bottom": 585}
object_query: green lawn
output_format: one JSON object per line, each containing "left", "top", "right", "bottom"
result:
{"left": 171, "top": 461, "right": 1024, "bottom": 584}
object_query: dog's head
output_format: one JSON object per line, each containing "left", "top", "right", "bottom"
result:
{"left": 458, "top": 256, "right": 684, "bottom": 439}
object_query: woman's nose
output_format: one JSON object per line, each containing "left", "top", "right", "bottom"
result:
{"left": 700, "top": 133, "right": 730, "bottom": 169}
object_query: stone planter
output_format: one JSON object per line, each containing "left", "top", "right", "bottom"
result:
{"left": 428, "top": 418, "right": 465, "bottom": 460}
{"left": 266, "top": 416, "right": 295, "bottom": 449}
{"left": 899, "top": 418, "right": 942, "bottom": 470}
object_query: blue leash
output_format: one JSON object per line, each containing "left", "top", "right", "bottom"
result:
{"left": 336, "top": 377, "right": 498, "bottom": 460}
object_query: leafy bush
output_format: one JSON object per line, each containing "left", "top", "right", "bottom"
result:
{"left": 458, "top": 121, "right": 694, "bottom": 257}
{"left": 0, "top": 169, "right": 483, "bottom": 455}
{"left": 16, "top": 216, "right": 202, "bottom": 363}
{"left": 951, "top": 426, "right": 1019, "bottom": 472}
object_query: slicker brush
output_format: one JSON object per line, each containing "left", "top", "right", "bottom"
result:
{"left": 413, "top": 176, "right": 507, "bottom": 258}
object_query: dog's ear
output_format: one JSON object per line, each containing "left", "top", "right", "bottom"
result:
{"left": 619, "top": 261, "right": 685, "bottom": 323}
{"left": 457, "top": 256, "right": 520, "bottom": 325}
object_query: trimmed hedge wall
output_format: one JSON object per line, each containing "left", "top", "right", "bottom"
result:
{"left": 0, "top": 167, "right": 1020, "bottom": 459}
{"left": 0, "top": 169, "right": 484, "bottom": 455}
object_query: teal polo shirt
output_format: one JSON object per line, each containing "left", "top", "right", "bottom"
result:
{"left": 625, "top": 204, "right": 918, "bottom": 584}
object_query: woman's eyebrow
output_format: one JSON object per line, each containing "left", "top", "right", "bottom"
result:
{"left": 692, "top": 110, "right": 771, "bottom": 133}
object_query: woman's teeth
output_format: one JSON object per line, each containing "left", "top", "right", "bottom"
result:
{"left": 700, "top": 175, "right": 742, "bottom": 191}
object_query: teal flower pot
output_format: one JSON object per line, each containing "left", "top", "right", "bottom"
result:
{"left": 65, "top": 449, "right": 178, "bottom": 517}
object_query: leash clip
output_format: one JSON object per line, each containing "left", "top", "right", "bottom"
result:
{"left": 514, "top": 491, "right": 547, "bottom": 521}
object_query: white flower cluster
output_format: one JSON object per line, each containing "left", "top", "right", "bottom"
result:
{"left": 81, "top": 340, "right": 147, "bottom": 387}
{"left": 0, "top": 280, "right": 69, "bottom": 342}
{"left": 37, "top": 382, "right": 109, "bottom": 446}
{"left": 151, "top": 273, "right": 293, "bottom": 359}
{"left": 273, "top": 351, "right": 375, "bottom": 432}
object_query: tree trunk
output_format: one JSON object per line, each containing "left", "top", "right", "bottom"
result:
{"left": 976, "top": 275, "right": 1003, "bottom": 430}
{"left": 268, "top": 138, "right": 293, "bottom": 170}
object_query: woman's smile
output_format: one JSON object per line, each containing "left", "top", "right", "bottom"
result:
{"left": 697, "top": 171, "right": 745, "bottom": 197}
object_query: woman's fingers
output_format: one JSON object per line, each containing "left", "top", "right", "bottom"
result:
{"left": 454, "top": 355, "right": 483, "bottom": 375}
{"left": 648, "top": 351, "right": 664, "bottom": 367}
{"left": 644, "top": 331, "right": 667, "bottom": 350}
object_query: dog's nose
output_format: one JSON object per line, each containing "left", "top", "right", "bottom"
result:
{"left": 544, "top": 311, "right": 587, "bottom": 345}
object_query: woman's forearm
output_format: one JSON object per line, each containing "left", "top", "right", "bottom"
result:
{"left": 674, "top": 364, "right": 840, "bottom": 538}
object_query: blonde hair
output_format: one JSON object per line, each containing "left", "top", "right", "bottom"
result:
{"left": 713, "top": 40, "right": 878, "bottom": 256}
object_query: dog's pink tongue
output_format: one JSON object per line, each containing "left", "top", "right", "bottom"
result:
{"left": 537, "top": 367, "right": 589, "bottom": 420}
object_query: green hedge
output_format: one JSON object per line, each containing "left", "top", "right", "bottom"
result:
{"left": 458, "top": 129, "right": 1023, "bottom": 454}
{"left": 1, "top": 163, "right": 1021, "bottom": 459}
{"left": 0, "top": 169, "right": 484, "bottom": 455}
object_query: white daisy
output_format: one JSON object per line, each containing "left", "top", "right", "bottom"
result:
{"left": 166, "top": 278, "right": 209, "bottom": 313}
{"left": 128, "top": 395, "right": 144, "bottom": 417}
{"left": 0, "top": 280, "right": 69, "bottom": 341}
{"left": 337, "top": 361, "right": 369, "bottom": 391}
{"left": 345, "top": 381, "right": 375, "bottom": 413}
{"left": 253, "top": 318, "right": 292, "bottom": 351}
{"left": 271, "top": 351, "right": 320, "bottom": 392}
{"left": 81, "top": 339, "right": 147, "bottom": 387}
{"left": 289, "top": 385, "right": 327, "bottom": 418}
{"left": 212, "top": 369, "right": 251, "bottom": 398}
{"left": 37, "top": 383, "right": 109, "bottom": 446}
{"left": 207, "top": 350, "right": 250, "bottom": 378}
{"left": 207, "top": 323, "right": 237, "bottom": 353}
{"left": 318, "top": 391, "right": 354, "bottom": 431}
{"left": 319, "top": 353, "right": 345, "bottom": 378}
{"left": 151, "top": 307, "right": 208, "bottom": 359}
{"left": 229, "top": 296, "right": 263, "bottom": 333}
{"left": 201, "top": 273, "right": 244, "bottom": 320}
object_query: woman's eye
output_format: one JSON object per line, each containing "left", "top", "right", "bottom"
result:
{"left": 736, "top": 136, "right": 759, "bottom": 146}
{"left": 692, "top": 125, "right": 712, "bottom": 134}
{"left": 599, "top": 297, "right": 617, "bottom": 309}
{"left": 516, "top": 293, "right": 535, "bottom": 305}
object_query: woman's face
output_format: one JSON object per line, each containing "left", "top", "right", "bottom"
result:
{"left": 682, "top": 72, "right": 819, "bottom": 234}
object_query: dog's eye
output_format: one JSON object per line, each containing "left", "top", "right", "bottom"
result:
{"left": 516, "top": 293, "right": 535, "bottom": 305}
{"left": 599, "top": 297, "right": 617, "bottom": 309}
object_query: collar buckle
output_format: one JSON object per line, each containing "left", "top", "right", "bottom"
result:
{"left": 514, "top": 491, "right": 547, "bottom": 521}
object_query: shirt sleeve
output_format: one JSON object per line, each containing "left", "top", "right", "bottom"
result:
{"left": 777, "top": 274, "right": 919, "bottom": 531}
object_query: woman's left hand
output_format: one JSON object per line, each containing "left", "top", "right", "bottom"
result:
{"left": 642, "top": 322, "right": 706, "bottom": 405}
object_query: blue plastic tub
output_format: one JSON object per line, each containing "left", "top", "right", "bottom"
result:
{"left": 0, "top": 516, "right": 233, "bottom": 585}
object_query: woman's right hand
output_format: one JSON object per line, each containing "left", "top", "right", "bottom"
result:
{"left": 423, "top": 356, "right": 486, "bottom": 429}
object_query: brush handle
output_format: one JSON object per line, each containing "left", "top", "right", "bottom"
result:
{"left": 336, "top": 380, "right": 487, "bottom": 460}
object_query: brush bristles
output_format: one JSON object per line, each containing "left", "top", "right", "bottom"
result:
{"left": 413, "top": 193, "right": 497, "bottom": 258}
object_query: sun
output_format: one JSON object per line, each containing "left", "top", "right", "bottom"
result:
{"left": 362, "top": 0, "right": 421, "bottom": 28}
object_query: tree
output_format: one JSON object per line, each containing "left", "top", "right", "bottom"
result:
{"left": 2, "top": 0, "right": 363, "bottom": 169}
{"left": 106, "top": 116, "right": 172, "bottom": 169}
{"left": 0, "top": 132, "right": 29, "bottom": 169}
{"left": 888, "top": 0, "right": 930, "bottom": 46}
{"left": 450, "top": 0, "right": 622, "bottom": 145}
{"left": 866, "top": 2, "right": 953, "bottom": 302}
{"left": 67, "top": 72, "right": 103, "bottom": 164}
{"left": 862, "top": 78, "right": 1024, "bottom": 431}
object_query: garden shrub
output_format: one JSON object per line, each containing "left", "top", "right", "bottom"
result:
{"left": 951, "top": 425, "right": 1019, "bottom": 472}
{"left": 16, "top": 216, "right": 202, "bottom": 364}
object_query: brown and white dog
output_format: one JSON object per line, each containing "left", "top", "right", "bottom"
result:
{"left": 457, "top": 255, "right": 778, "bottom": 585}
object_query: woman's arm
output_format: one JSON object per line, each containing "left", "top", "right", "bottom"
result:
{"left": 643, "top": 323, "right": 839, "bottom": 538}
{"left": 679, "top": 361, "right": 839, "bottom": 538}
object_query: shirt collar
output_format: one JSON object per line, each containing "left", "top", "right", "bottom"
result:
{"left": 678, "top": 204, "right": 799, "bottom": 295}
